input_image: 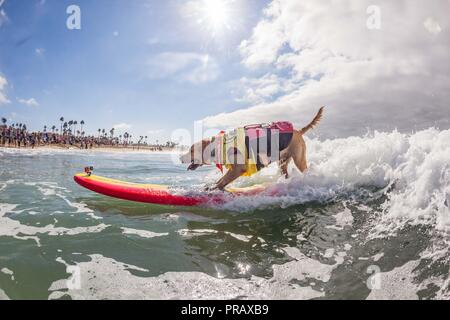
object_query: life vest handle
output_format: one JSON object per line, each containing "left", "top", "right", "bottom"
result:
{"left": 244, "top": 123, "right": 270, "bottom": 130}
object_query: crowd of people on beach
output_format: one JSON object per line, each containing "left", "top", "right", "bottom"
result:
{"left": 0, "top": 117, "right": 175, "bottom": 151}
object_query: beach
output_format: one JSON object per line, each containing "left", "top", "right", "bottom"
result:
{"left": 0, "top": 144, "right": 180, "bottom": 153}
{"left": 0, "top": 121, "right": 180, "bottom": 154}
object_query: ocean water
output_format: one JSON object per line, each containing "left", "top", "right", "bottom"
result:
{"left": 0, "top": 128, "right": 449, "bottom": 300}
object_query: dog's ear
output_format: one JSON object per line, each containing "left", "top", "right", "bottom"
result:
{"left": 187, "top": 163, "right": 202, "bottom": 171}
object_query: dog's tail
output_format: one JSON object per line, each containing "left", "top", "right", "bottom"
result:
{"left": 299, "top": 107, "right": 324, "bottom": 135}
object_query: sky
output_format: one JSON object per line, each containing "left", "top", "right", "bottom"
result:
{"left": 0, "top": 0, "right": 449, "bottom": 143}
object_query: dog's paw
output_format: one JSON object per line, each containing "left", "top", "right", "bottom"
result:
{"left": 204, "top": 184, "right": 217, "bottom": 192}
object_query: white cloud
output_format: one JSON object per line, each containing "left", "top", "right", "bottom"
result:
{"left": 239, "top": 2, "right": 286, "bottom": 69}
{"left": 203, "top": 0, "right": 450, "bottom": 138}
{"left": 232, "top": 74, "right": 296, "bottom": 104}
{"left": 147, "top": 129, "right": 164, "bottom": 135}
{"left": 113, "top": 31, "right": 119, "bottom": 37}
{"left": 147, "top": 37, "right": 159, "bottom": 45}
{"left": 0, "top": 0, "right": 8, "bottom": 28}
{"left": 424, "top": 17, "right": 442, "bottom": 35}
{"left": 35, "top": 48, "right": 45, "bottom": 56}
{"left": 18, "top": 97, "right": 39, "bottom": 107}
{"left": 0, "top": 75, "right": 10, "bottom": 104}
{"left": 113, "top": 123, "right": 132, "bottom": 131}
{"left": 147, "top": 52, "right": 219, "bottom": 84}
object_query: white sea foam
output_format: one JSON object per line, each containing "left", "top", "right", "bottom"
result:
{"left": 177, "top": 229, "right": 219, "bottom": 237}
{"left": 33, "top": 182, "right": 68, "bottom": 197}
{"left": 21, "top": 180, "right": 102, "bottom": 220}
{"left": 55, "top": 194, "right": 102, "bottom": 220}
{"left": 327, "top": 205, "right": 354, "bottom": 231}
{"left": 121, "top": 227, "right": 168, "bottom": 239}
{"left": 373, "top": 253, "right": 384, "bottom": 262}
{"left": 0, "top": 288, "right": 9, "bottom": 300}
{"left": 49, "top": 252, "right": 333, "bottom": 300}
{"left": 47, "top": 245, "right": 350, "bottom": 299}
{"left": 1, "top": 267, "right": 14, "bottom": 281}
{"left": 366, "top": 260, "right": 420, "bottom": 300}
{"left": 0, "top": 203, "right": 109, "bottom": 246}
{"left": 224, "top": 232, "right": 252, "bottom": 242}
{"left": 176, "top": 229, "right": 254, "bottom": 243}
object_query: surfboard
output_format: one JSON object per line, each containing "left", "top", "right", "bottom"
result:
{"left": 74, "top": 173, "right": 268, "bottom": 206}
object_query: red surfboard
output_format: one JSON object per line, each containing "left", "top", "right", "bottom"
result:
{"left": 74, "top": 173, "right": 268, "bottom": 206}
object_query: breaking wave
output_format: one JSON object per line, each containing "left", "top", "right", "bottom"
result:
{"left": 216, "top": 128, "right": 449, "bottom": 236}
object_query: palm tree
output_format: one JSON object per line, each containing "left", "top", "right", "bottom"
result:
{"left": 51, "top": 125, "right": 56, "bottom": 133}
{"left": 80, "top": 120, "right": 85, "bottom": 133}
{"left": 68, "top": 120, "right": 74, "bottom": 134}
{"left": 110, "top": 128, "right": 115, "bottom": 138}
{"left": 60, "top": 117, "right": 64, "bottom": 133}
{"left": 98, "top": 129, "right": 101, "bottom": 137}
{"left": 73, "top": 121, "right": 78, "bottom": 135}
{"left": 43, "top": 125, "right": 47, "bottom": 133}
{"left": 63, "top": 122, "right": 68, "bottom": 135}
{"left": 1, "top": 117, "right": 6, "bottom": 126}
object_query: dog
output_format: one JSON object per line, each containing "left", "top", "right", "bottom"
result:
{"left": 180, "top": 107, "right": 324, "bottom": 190}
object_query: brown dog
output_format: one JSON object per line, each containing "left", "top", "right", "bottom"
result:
{"left": 180, "top": 107, "right": 324, "bottom": 190}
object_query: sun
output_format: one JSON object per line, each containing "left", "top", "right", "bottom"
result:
{"left": 184, "top": 0, "right": 241, "bottom": 40}
{"left": 190, "top": 0, "right": 232, "bottom": 36}
{"left": 203, "top": 0, "right": 230, "bottom": 30}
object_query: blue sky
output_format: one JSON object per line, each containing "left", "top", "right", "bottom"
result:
{"left": 0, "top": 0, "right": 269, "bottom": 142}
{"left": 1, "top": 0, "right": 449, "bottom": 141}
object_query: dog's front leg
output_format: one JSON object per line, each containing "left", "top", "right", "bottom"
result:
{"left": 214, "top": 165, "right": 247, "bottom": 190}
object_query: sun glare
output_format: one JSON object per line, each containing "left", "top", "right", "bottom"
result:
{"left": 184, "top": 0, "right": 242, "bottom": 41}
{"left": 199, "top": 0, "right": 231, "bottom": 34}
{"left": 204, "top": 0, "right": 229, "bottom": 29}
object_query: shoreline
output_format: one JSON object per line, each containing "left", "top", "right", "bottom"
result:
{"left": 0, "top": 145, "right": 184, "bottom": 154}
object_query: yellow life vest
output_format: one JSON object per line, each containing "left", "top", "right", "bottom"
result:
{"left": 221, "top": 128, "right": 258, "bottom": 177}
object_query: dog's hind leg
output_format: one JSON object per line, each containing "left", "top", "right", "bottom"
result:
{"left": 279, "top": 147, "right": 291, "bottom": 178}
{"left": 292, "top": 144, "right": 307, "bottom": 173}
{"left": 280, "top": 158, "right": 290, "bottom": 178}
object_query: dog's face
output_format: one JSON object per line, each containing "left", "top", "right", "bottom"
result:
{"left": 180, "top": 139, "right": 211, "bottom": 171}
